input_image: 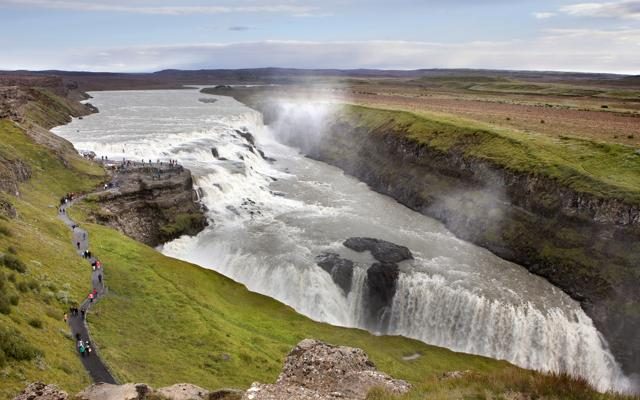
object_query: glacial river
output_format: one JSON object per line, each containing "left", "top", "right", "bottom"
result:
{"left": 53, "top": 89, "right": 632, "bottom": 392}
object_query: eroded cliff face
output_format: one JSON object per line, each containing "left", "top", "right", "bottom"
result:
{"left": 255, "top": 104, "right": 640, "bottom": 376}
{"left": 89, "top": 165, "right": 208, "bottom": 247}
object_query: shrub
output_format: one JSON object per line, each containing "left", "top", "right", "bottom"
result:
{"left": 0, "top": 325, "right": 41, "bottom": 366}
{"left": 56, "top": 290, "right": 71, "bottom": 304}
{"left": 0, "top": 296, "right": 10, "bottom": 314}
{"left": 28, "top": 318, "right": 43, "bottom": 329}
{"left": 2, "top": 254, "right": 27, "bottom": 273}
{"left": 0, "top": 224, "right": 11, "bottom": 237}
{"left": 9, "top": 294, "right": 19, "bottom": 306}
{"left": 7, "top": 272, "right": 16, "bottom": 283}
{"left": 27, "top": 279, "right": 39, "bottom": 292}
{"left": 16, "top": 281, "right": 28, "bottom": 292}
{"left": 7, "top": 246, "right": 17, "bottom": 255}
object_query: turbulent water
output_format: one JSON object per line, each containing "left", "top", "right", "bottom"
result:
{"left": 54, "top": 89, "right": 633, "bottom": 392}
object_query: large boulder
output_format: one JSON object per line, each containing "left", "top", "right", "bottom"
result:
{"left": 316, "top": 252, "right": 354, "bottom": 294}
{"left": 365, "top": 262, "right": 400, "bottom": 330}
{"left": 13, "top": 382, "right": 67, "bottom": 400}
{"left": 243, "top": 339, "right": 410, "bottom": 400}
{"left": 76, "top": 383, "right": 150, "bottom": 400}
{"left": 343, "top": 238, "right": 412, "bottom": 263}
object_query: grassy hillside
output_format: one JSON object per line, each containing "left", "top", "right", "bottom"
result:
{"left": 339, "top": 104, "right": 640, "bottom": 205}
{"left": 0, "top": 119, "right": 105, "bottom": 398}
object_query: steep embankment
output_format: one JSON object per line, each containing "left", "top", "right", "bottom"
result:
{"left": 88, "top": 164, "right": 207, "bottom": 247}
{"left": 209, "top": 86, "right": 640, "bottom": 378}
{"left": 0, "top": 84, "right": 106, "bottom": 397}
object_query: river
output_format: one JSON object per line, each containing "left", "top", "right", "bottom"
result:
{"left": 53, "top": 88, "right": 632, "bottom": 392}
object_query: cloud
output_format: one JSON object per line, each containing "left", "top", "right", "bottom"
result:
{"left": 228, "top": 26, "right": 251, "bottom": 31}
{"left": 533, "top": 12, "right": 556, "bottom": 19}
{"left": 4, "top": 28, "right": 638, "bottom": 74}
{"left": 0, "top": 0, "right": 319, "bottom": 15}
{"left": 560, "top": 0, "right": 640, "bottom": 20}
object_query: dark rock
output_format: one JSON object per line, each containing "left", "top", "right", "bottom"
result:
{"left": 235, "top": 129, "right": 255, "bottom": 146}
{"left": 211, "top": 147, "right": 220, "bottom": 158}
{"left": 208, "top": 389, "right": 243, "bottom": 400}
{"left": 0, "top": 198, "right": 16, "bottom": 218}
{"left": 365, "top": 262, "right": 400, "bottom": 330}
{"left": 316, "top": 252, "right": 354, "bottom": 294}
{"left": 344, "top": 237, "right": 413, "bottom": 263}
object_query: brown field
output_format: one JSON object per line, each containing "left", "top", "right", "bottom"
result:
{"left": 336, "top": 80, "right": 640, "bottom": 147}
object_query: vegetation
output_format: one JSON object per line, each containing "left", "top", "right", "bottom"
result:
{"left": 0, "top": 117, "right": 103, "bottom": 397}
{"left": 339, "top": 104, "right": 640, "bottom": 204}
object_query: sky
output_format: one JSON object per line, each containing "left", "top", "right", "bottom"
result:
{"left": 0, "top": 0, "right": 639, "bottom": 74}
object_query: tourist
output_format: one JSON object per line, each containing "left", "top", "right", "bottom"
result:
{"left": 88, "top": 292, "right": 94, "bottom": 303}
{"left": 76, "top": 241, "right": 80, "bottom": 250}
{"left": 63, "top": 313, "right": 68, "bottom": 323}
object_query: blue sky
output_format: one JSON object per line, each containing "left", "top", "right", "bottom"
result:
{"left": 1, "top": 0, "right": 639, "bottom": 73}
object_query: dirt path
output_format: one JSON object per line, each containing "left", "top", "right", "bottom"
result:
{"left": 58, "top": 200, "right": 117, "bottom": 384}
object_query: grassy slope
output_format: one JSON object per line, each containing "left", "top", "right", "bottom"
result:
{"left": 0, "top": 119, "right": 105, "bottom": 398}
{"left": 339, "top": 104, "right": 640, "bottom": 205}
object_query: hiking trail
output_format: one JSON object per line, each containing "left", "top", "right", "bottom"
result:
{"left": 58, "top": 199, "right": 117, "bottom": 384}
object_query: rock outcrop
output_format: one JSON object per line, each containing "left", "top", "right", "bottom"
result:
{"left": 343, "top": 237, "right": 413, "bottom": 263}
{"left": 316, "top": 252, "right": 354, "bottom": 294}
{"left": 365, "top": 262, "right": 400, "bottom": 328}
{"left": 243, "top": 339, "right": 411, "bottom": 400}
{"left": 90, "top": 164, "right": 207, "bottom": 247}
{"left": 316, "top": 238, "right": 412, "bottom": 331}
{"left": 13, "top": 382, "right": 68, "bottom": 400}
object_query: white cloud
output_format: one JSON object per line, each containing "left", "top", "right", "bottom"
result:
{"left": 4, "top": 28, "right": 638, "bottom": 74}
{"left": 533, "top": 12, "right": 556, "bottom": 19}
{"left": 560, "top": 0, "right": 640, "bottom": 20}
{"left": 0, "top": 0, "right": 319, "bottom": 15}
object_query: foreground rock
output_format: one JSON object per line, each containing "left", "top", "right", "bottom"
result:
{"left": 76, "top": 383, "right": 146, "bottom": 400}
{"left": 343, "top": 237, "right": 413, "bottom": 263}
{"left": 13, "top": 382, "right": 67, "bottom": 400}
{"left": 243, "top": 339, "right": 411, "bottom": 400}
{"left": 90, "top": 163, "right": 207, "bottom": 247}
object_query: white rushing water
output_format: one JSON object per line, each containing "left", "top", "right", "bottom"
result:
{"left": 53, "top": 89, "right": 633, "bottom": 392}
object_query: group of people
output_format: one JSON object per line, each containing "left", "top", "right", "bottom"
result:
{"left": 59, "top": 192, "right": 78, "bottom": 213}
{"left": 59, "top": 192, "right": 77, "bottom": 206}
{"left": 59, "top": 195, "right": 107, "bottom": 362}
{"left": 76, "top": 333, "right": 93, "bottom": 357}
{"left": 66, "top": 306, "right": 85, "bottom": 321}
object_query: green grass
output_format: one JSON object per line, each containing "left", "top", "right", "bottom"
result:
{"left": 338, "top": 105, "right": 640, "bottom": 204}
{"left": 0, "top": 118, "right": 104, "bottom": 398}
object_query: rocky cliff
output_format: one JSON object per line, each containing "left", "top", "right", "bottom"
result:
{"left": 89, "top": 164, "right": 207, "bottom": 247}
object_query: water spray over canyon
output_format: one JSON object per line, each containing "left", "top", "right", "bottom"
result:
{"left": 53, "top": 89, "right": 633, "bottom": 393}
